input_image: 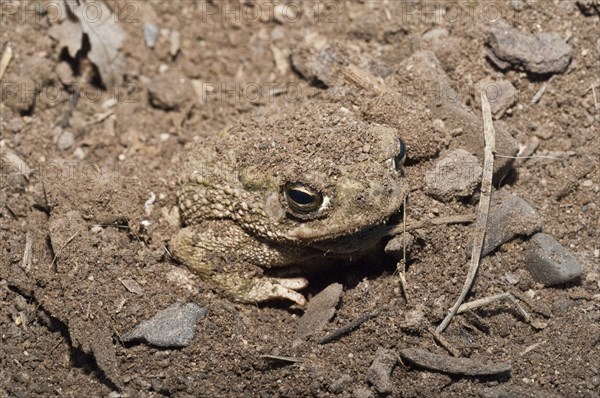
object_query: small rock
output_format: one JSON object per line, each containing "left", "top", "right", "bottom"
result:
{"left": 524, "top": 233, "right": 583, "bottom": 285}
{"left": 505, "top": 273, "right": 520, "bottom": 285}
{"left": 482, "top": 191, "right": 543, "bottom": 257}
{"left": 147, "top": 73, "right": 193, "bottom": 111}
{"left": 143, "top": 23, "right": 159, "bottom": 48}
{"left": 424, "top": 149, "right": 482, "bottom": 201}
{"left": 486, "top": 20, "right": 572, "bottom": 74}
{"left": 328, "top": 374, "right": 352, "bottom": 394}
{"left": 90, "top": 225, "right": 103, "bottom": 234}
{"left": 533, "top": 129, "right": 554, "bottom": 140}
{"left": 170, "top": 31, "right": 180, "bottom": 57}
{"left": 516, "top": 136, "right": 540, "bottom": 164}
{"left": 384, "top": 233, "right": 414, "bottom": 260}
{"left": 576, "top": 0, "right": 600, "bottom": 16}
{"left": 121, "top": 303, "right": 208, "bottom": 348}
{"left": 73, "top": 147, "right": 85, "bottom": 159}
{"left": 510, "top": 0, "right": 525, "bottom": 10}
{"left": 57, "top": 131, "right": 74, "bottom": 150}
{"left": 476, "top": 77, "right": 517, "bottom": 118}
{"left": 420, "top": 28, "right": 449, "bottom": 45}
{"left": 293, "top": 283, "right": 343, "bottom": 344}
{"left": 367, "top": 348, "right": 397, "bottom": 394}
{"left": 353, "top": 386, "right": 374, "bottom": 398}
{"left": 399, "top": 304, "right": 427, "bottom": 332}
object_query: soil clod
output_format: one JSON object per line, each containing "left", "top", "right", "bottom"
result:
{"left": 367, "top": 348, "right": 397, "bottom": 394}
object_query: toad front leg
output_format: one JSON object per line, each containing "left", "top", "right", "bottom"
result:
{"left": 170, "top": 220, "right": 308, "bottom": 306}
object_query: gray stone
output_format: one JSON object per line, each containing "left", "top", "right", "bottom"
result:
{"left": 476, "top": 77, "right": 517, "bottom": 118}
{"left": 524, "top": 233, "right": 583, "bottom": 285}
{"left": 57, "top": 131, "right": 74, "bottom": 150}
{"left": 482, "top": 191, "right": 543, "bottom": 257}
{"left": 122, "top": 303, "right": 208, "bottom": 348}
{"left": 384, "top": 233, "right": 414, "bottom": 261}
{"left": 486, "top": 20, "right": 572, "bottom": 74}
{"left": 293, "top": 283, "right": 343, "bottom": 344}
{"left": 147, "top": 73, "right": 194, "bottom": 111}
{"left": 424, "top": 149, "right": 482, "bottom": 201}
{"left": 420, "top": 28, "right": 449, "bottom": 44}
{"left": 367, "top": 348, "right": 397, "bottom": 394}
{"left": 143, "top": 23, "right": 159, "bottom": 48}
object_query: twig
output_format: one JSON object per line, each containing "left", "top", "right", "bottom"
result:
{"left": 530, "top": 76, "right": 554, "bottom": 104}
{"left": 456, "top": 292, "right": 530, "bottom": 323}
{"left": 428, "top": 327, "right": 459, "bottom": 357}
{"left": 49, "top": 229, "right": 81, "bottom": 271}
{"left": 388, "top": 214, "right": 475, "bottom": 236}
{"left": 437, "top": 90, "right": 496, "bottom": 333}
{"left": 519, "top": 340, "right": 546, "bottom": 356}
{"left": 20, "top": 232, "right": 33, "bottom": 273}
{"left": 397, "top": 196, "right": 409, "bottom": 301}
{"left": 49, "top": 338, "right": 63, "bottom": 354}
{"left": 0, "top": 45, "right": 13, "bottom": 83}
{"left": 318, "top": 313, "right": 375, "bottom": 344}
{"left": 261, "top": 355, "right": 306, "bottom": 363}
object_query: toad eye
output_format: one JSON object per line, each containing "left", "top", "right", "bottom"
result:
{"left": 284, "top": 183, "right": 323, "bottom": 215}
{"left": 391, "top": 139, "right": 407, "bottom": 170}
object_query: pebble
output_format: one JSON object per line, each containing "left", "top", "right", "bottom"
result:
{"left": 524, "top": 233, "right": 583, "bottom": 285}
{"left": 486, "top": 20, "right": 572, "bottom": 74}
{"left": 121, "top": 303, "right": 208, "bottom": 348}
{"left": 57, "top": 131, "right": 74, "bottom": 150}
{"left": 73, "top": 147, "right": 85, "bottom": 159}
{"left": 384, "top": 232, "right": 414, "bottom": 261}
{"left": 476, "top": 77, "right": 517, "bottom": 117}
{"left": 367, "top": 348, "right": 397, "bottom": 394}
{"left": 423, "top": 149, "right": 482, "bottom": 202}
{"left": 143, "top": 23, "right": 159, "bottom": 48}
{"left": 510, "top": 0, "right": 525, "bottom": 10}
{"left": 147, "top": 74, "right": 193, "bottom": 111}
{"left": 505, "top": 273, "right": 520, "bottom": 285}
{"left": 170, "top": 31, "right": 180, "bottom": 57}
{"left": 482, "top": 191, "right": 543, "bottom": 257}
{"left": 293, "top": 283, "right": 343, "bottom": 345}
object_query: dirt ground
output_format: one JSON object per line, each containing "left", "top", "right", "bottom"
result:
{"left": 1, "top": 0, "right": 599, "bottom": 397}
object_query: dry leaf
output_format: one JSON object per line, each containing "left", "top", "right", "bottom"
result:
{"left": 65, "top": 0, "right": 126, "bottom": 87}
{"left": 49, "top": 19, "right": 83, "bottom": 58}
{"left": 50, "top": 0, "right": 127, "bottom": 87}
{"left": 48, "top": 1, "right": 82, "bottom": 58}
